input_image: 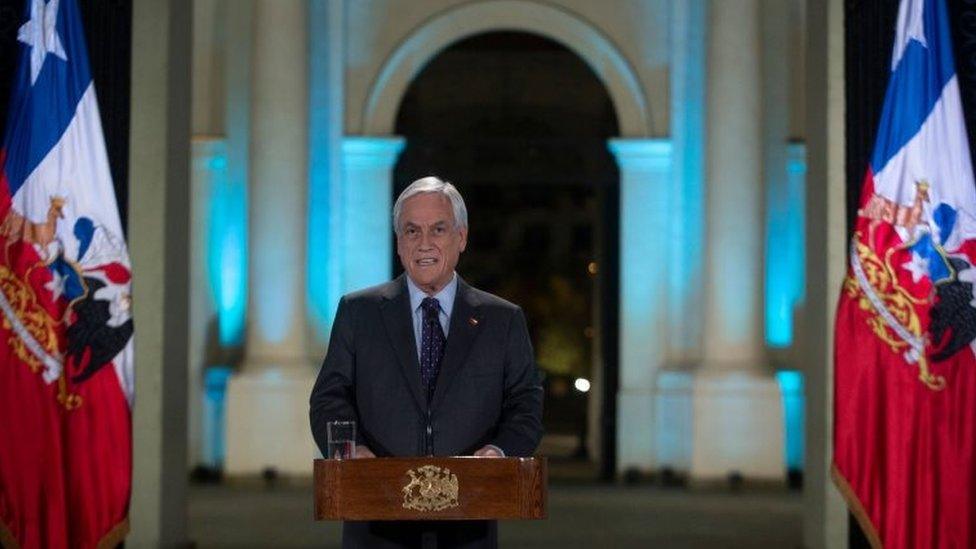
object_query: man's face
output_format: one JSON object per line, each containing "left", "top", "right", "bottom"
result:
{"left": 396, "top": 192, "right": 468, "bottom": 294}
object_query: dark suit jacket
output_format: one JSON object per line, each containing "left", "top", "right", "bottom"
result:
{"left": 310, "top": 275, "right": 544, "bottom": 548}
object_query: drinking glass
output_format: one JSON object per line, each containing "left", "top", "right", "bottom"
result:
{"left": 327, "top": 421, "right": 356, "bottom": 460}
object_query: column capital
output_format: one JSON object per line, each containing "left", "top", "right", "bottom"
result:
{"left": 607, "top": 138, "right": 672, "bottom": 170}
{"left": 342, "top": 135, "right": 406, "bottom": 168}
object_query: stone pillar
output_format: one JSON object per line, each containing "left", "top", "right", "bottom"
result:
{"left": 219, "top": 0, "right": 252, "bottom": 348}
{"left": 608, "top": 139, "right": 672, "bottom": 473}
{"left": 762, "top": 0, "right": 798, "bottom": 350}
{"left": 804, "top": 0, "right": 849, "bottom": 544}
{"left": 692, "top": 0, "right": 784, "bottom": 480}
{"left": 187, "top": 0, "right": 228, "bottom": 471}
{"left": 308, "top": 0, "right": 346, "bottom": 352}
{"left": 667, "top": 0, "right": 706, "bottom": 358}
{"left": 224, "top": 0, "right": 316, "bottom": 475}
{"left": 129, "top": 0, "right": 191, "bottom": 545}
{"left": 188, "top": 137, "right": 225, "bottom": 468}
{"left": 192, "top": 0, "right": 223, "bottom": 137}
{"left": 338, "top": 136, "right": 405, "bottom": 296}
{"left": 650, "top": 0, "right": 707, "bottom": 476}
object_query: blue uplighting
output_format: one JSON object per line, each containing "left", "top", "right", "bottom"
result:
{"left": 307, "top": 1, "right": 337, "bottom": 338}
{"left": 206, "top": 144, "right": 248, "bottom": 347}
{"left": 668, "top": 0, "right": 706, "bottom": 353}
{"left": 776, "top": 370, "right": 805, "bottom": 470}
{"left": 764, "top": 144, "right": 806, "bottom": 347}
{"left": 609, "top": 139, "right": 673, "bottom": 378}
{"left": 203, "top": 366, "right": 234, "bottom": 467}
{"left": 306, "top": 151, "right": 333, "bottom": 336}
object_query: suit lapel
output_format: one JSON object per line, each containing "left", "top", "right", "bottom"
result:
{"left": 380, "top": 276, "right": 426, "bottom": 413}
{"left": 431, "top": 278, "right": 483, "bottom": 411}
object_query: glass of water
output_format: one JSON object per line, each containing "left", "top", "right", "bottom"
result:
{"left": 327, "top": 421, "right": 356, "bottom": 460}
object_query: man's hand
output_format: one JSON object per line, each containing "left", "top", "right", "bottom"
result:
{"left": 473, "top": 445, "right": 504, "bottom": 458}
{"left": 354, "top": 445, "right": 375, "bottom": 459}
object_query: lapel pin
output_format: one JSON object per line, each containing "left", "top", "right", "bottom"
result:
{"left": 469, "top": 317, "right": 479, "bottom": 327}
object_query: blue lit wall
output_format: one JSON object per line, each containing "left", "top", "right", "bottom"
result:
{"left": 668, "top": 0, "right": 706, "bottom": 354}
{"left": 776, "top": 370, "right": 805, "bottom": 470}
{"left": 307, "top": 0, "right": 346, "bottom": 340}
{"left": 340, "top": 137, "right": 403, "bottom": 293}
{"left": 307, "top": 9, "right": 334, "bottom": 336}
{"left": 609, "top": 138, "right": 673, "bottom": 385}
{"left": 206, "top": 146, "right": 248, "bottom": 347}
{"left": 203, "top": 366, "right": 234, "bottom": 466}
{"left": 764, "top": 144, "right": 806, "bottom": 347}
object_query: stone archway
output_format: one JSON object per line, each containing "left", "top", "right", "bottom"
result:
{"left": 346, "top": 1, "right": 671, "bottom": 477}
{"left": 360, "top": 0, "right": 652, "bottom": 137}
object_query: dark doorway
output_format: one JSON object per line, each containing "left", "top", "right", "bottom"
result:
{"left": 392, "top": 31, "right": 620, "bottom": 479}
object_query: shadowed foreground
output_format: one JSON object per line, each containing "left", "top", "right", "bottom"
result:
{"left": 188, "top": 481, "right": 803, "bottom": 548}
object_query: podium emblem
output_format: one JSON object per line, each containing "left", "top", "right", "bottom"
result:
{"left": 402, "top": 465, "right": 460, "bottom": 512}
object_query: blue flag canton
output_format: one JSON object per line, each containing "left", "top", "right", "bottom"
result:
{"left": 2, "top": 0, "right": 93, "bottom": 197}
{"left": 871, "top": 0, "right": 956, "bottom": 174}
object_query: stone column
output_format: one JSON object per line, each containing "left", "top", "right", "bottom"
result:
{"left": 129, "top": 0, "right": 191, "bottom": 544}
{"left": 192, "top": 0, "right": 223, "bottom": 137}
{"left": 668, "top": 0, "right": 706, "bottom": 358}
{"left": 608, "top": 139, "right": 672, "bottom": 473}
{"left": 339, "top": 136, "right": 405, "bottom": 296}
{"left": 649, "top": 0, "right": 707, "bottom": 476}
{"left": 804, "top": 0, "right": 849, "bottom": 544}
{"left": 763, "top": 0, "right": 798, "bottom": 350}
{"left": 187, "top": 0, "right": 226, "bottom": 471}
{"left": 308, "top": 0, "right": 346, "bottom": 353}
{"left": 224, "top": 0, "right": 316, "bottom": 475}
{"left": 691, "top": 0, "right": 784, "bottom": 480}
{"left": 188, "top": 137, "right": 224, "bottom": 468}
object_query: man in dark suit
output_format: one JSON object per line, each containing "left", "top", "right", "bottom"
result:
{"left": 310, "top": 176, "right": 544, "bottom": 548}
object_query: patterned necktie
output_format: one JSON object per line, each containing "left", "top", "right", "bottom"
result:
{"left": 420, "top": 297, "right": 446, "bottom": 391}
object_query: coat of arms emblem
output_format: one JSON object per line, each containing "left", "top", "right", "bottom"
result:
{"left": 401, "top": 465, "right": 460, "bottom": 512}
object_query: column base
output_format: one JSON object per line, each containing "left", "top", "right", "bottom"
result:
{"left": 689, "top": 367, "right": 784, "bottom": 480}
{"left": 617, "top": 388, "right": 655, "bottom": 472}
{"left": 224, "top": 365, "right": 318, "bottom": 475}
{"left": 653, "top": 368, "right": 694, "bottom": 472}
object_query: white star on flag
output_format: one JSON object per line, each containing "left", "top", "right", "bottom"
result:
{"left": 903, "top": 251, "right": 930, "bottom": 283}
{"left": 44, "top": 268, "right": 66, "bottom": 301}
{"left": 17, "top": 0, "right": 67, "bottom": 85}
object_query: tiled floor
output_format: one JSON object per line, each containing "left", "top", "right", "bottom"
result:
{"left": 188, "top": 480, "right": 803, "bottom": 548}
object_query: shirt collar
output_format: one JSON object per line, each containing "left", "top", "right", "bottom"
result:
{"left": 406, "top": 272, "right": 458, "bottom": 317}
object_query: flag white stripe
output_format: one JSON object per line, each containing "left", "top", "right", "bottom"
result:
{"left": 12, "top": 84, "right": 126, "bottom": 244}
{"left": 873, "top": 75, "right": 976, "bottom": 249}
{"left": 8, "top": 82, "right": 133, "bottom": 404}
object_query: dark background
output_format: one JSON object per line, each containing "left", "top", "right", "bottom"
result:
{"left": 392, "top": 32, "right": 620, "bottom": 479}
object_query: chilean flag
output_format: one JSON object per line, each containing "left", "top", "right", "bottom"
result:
{"left": 0, "top": 0, "right": 134, "bottom": 547}
{"left": 834, "top": 0, "right": 976, "bottom": 546}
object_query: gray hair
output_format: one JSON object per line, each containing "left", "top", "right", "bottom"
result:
{"left": 393, "top": 176, "right": 468, "bottom": 235}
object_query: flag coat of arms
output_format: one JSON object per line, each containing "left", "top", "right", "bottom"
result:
{"left": 834, "top": 0, "right": 976, "bottom": 547}
{"left": 0, "top": 0, "right": 134, "bottom": 548}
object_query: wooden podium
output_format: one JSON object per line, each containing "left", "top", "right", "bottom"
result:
{"left": 314, "top": 457, "right": 547, "bottom": 521}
